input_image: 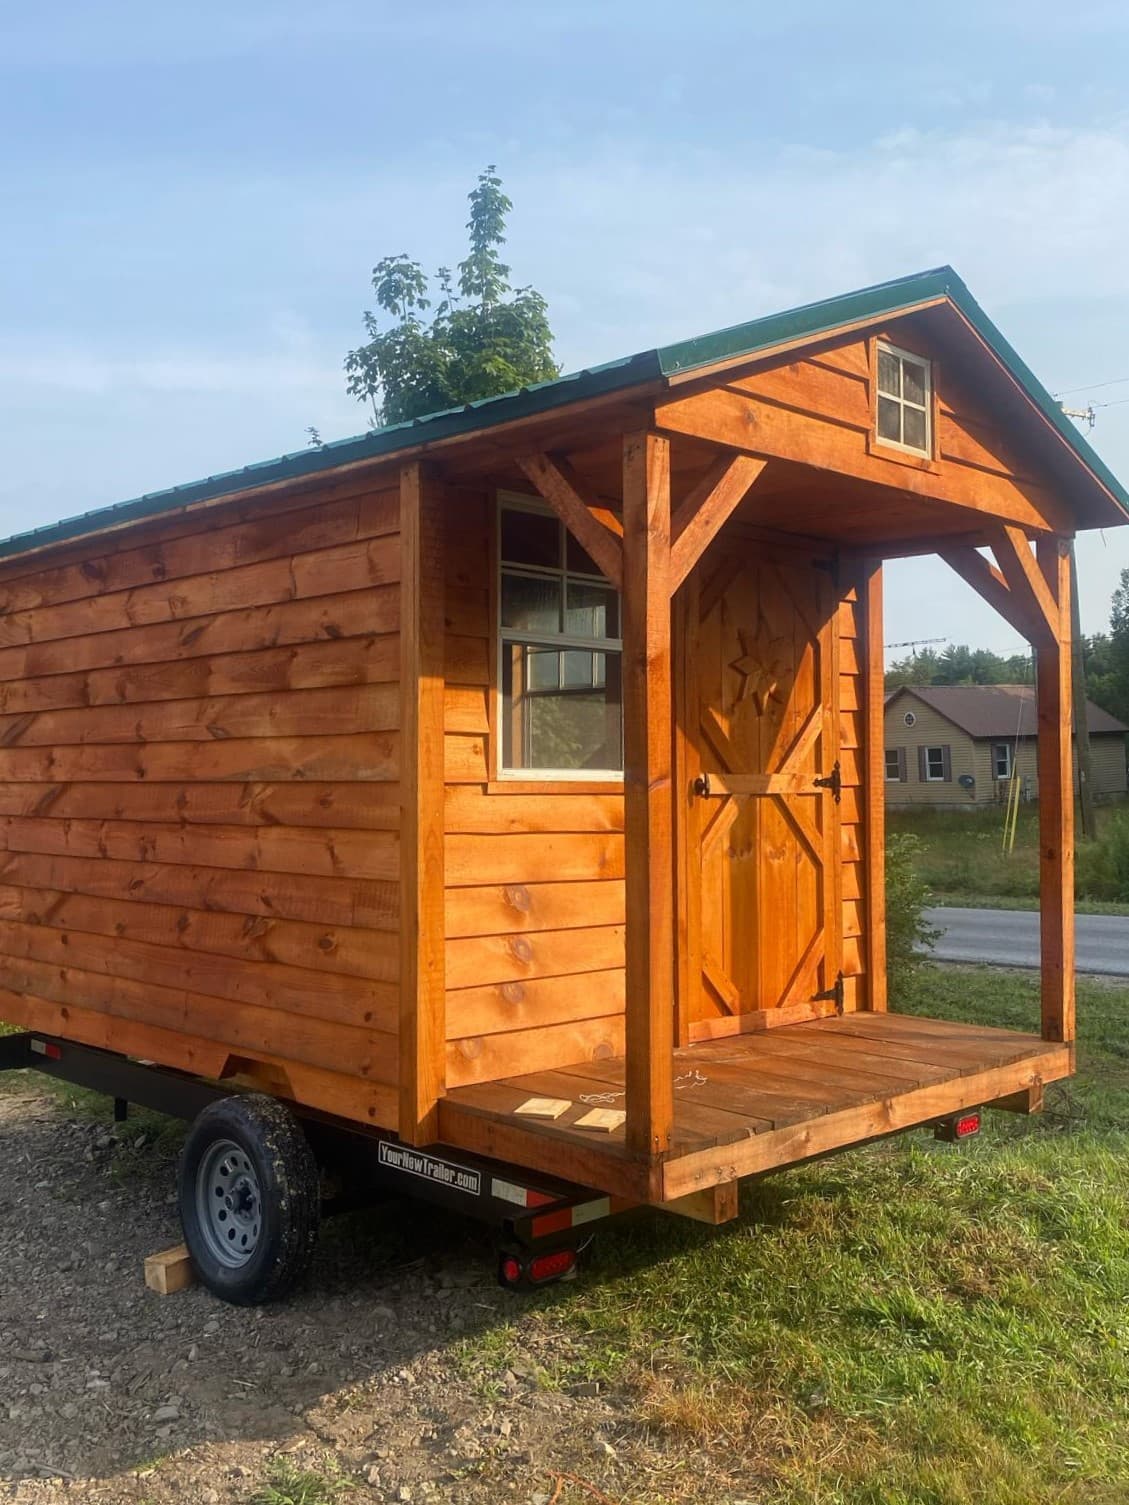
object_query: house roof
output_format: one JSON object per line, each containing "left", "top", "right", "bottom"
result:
{"left": 2, "top": 265, "right": 1127, "bottom": 565}
{"left": 888, "top": 683, "right": 1129, "bottom": 738}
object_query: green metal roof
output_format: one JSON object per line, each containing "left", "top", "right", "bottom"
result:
{"left": 3, "top": 265, "right": 1125, "bottom": 562}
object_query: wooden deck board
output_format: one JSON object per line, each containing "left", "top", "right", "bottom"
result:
{"left": 440, "top": 1012, "right": 1072, "bottom": 1202}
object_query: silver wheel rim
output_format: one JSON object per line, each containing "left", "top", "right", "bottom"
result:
{"left": 195, "top": 1139, "right": 262, "bottom": 1268}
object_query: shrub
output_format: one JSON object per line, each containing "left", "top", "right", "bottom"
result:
{"left": 886, "top": 832, "right": 941, "bottom": 1001}
{"left": 1076, "top": 807, "right": 1129, "bottom": 901}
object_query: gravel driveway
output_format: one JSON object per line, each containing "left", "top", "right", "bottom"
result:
{"left": 0, "top": 1081, "right": 753, "bottom": 1505}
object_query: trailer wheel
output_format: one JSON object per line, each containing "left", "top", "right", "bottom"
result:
{"left": 178, "top": 1094, "right": 320, "bottom": 1306}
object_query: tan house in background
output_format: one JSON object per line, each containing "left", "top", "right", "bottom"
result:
{"left": 884, "top": 684, "right": 1128, "bottom": 808}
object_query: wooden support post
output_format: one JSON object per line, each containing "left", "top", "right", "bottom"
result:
{"left": 861, "top": 561, "right": 887, "bottom": 1010}
{"left": 1069, "top": 542, "right": 1097, "bottom": 840}
{"left": 1036, "top": 536, "right": 1075, "bottom": 1044}
{"left": 622, "top": 431, "right": 675, "bottom": 1161}
{"left": 399, "top": 462, "right": 446, "bottom": 1143}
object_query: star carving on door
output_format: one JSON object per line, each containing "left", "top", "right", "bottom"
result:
{"left": 728, "top": 622, "right": 792, "bottom": 716}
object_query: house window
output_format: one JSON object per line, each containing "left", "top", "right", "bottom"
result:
{"left": 993, "top": 742, "right": 1013, "bottom": 780}
{"left": 885, "top": 749, "right": 906, "bottom": 782}
{"left": 876, "top": 342, "right": 933, "bottom": 456}
{"left": 903, "top": 710, "right": 917, "bottom": 728}
{"left": 921, "top": 745, "right": 951, "bottom": 783}
{"left": 498, "top": 496, "right": 623, "bottom": 775}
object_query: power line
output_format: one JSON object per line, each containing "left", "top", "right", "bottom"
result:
{"left": 1053, "top": 375, "right": 1129, "bottom": 398}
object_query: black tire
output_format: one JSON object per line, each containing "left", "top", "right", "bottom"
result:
{"left": 178, "top": 1094, "right": 320, "bottom": 1306}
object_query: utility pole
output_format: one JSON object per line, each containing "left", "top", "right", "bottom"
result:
{"left": 1069, "top": 541, "right": 1097, "bottom": 839}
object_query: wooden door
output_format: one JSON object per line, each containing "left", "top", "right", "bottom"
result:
{"left": 678, "top": 542, "right": 842, "bottom": 1039}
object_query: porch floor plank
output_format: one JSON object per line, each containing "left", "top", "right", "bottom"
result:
{"left": 440, "top": 1012, "right": 1072, "bottom": 1201}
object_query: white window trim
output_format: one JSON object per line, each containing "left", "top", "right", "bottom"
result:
{"left": 875, "top": 340, "right": 933, "bottom": 458}
{"left": 885, "top": 749, "right": 902, "bottom": 782}
{"left": 993, "top": 742, "right": 1013, "bottom": 780}
{"left": 495, "top": 490, "right": 625, "bottom": 782}
{"left": 924, "top": 746, "right": 947, "bottom": 782}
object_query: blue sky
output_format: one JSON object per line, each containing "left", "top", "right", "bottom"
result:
{"left": 3, "top": 0, "right": 1128, "bottom": 658}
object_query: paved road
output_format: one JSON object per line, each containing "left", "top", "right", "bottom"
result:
{"left": 925, "top": 906, "right": 1129, "bottom": 977}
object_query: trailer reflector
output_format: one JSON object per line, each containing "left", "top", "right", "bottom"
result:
{"left": 30, "top": 1039, "right": 63, "bottom": 1061}
{"left": 934, "top": 1110, "right": 982, "bottom": 1142}
{"left": 528, "top": 1248, "right": 576, "bottom": 1284}
{"left": 530, "top": 1195, "right": 612, "bottom": 1239}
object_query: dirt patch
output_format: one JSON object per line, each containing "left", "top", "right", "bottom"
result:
{"left": 0, "top": 1085, "right": 758, "bottom": 1504}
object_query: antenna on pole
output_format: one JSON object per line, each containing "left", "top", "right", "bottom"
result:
{"left": 1059, "top": 403, "right": 1096, "bottom": 430}
{"left": 884, "top": 637, "right": 947, "bottom": 658}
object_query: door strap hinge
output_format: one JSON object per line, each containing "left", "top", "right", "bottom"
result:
{"left": 692, "top": 772, "right": 711, "bottom": 798}
{"left": 814, "top": 972, "right": 845, "bottom": 1013}
{"left": 813, "top": 760, "right": 841, "bottom": 802}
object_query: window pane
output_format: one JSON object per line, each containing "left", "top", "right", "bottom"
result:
{"left": 902, "top": 359, "right": 927, "bottom": 406}
{"left": 565, "top": 580, "right": 619, "bottom": 640}
{"left": 501, "top": 572, "right": 561, "bottom": 633}
{"left": 561, "top": 649, "right": 595, "bottom": 687}
{"left": 902, "top": 406, "right": 927, "bottom": 452}
{"left": 501, "top": 508, "right": 560, "bottom": 568}
{"left": 526, "top": 646, "right": 560, "bottom": 690}
{"left": 877, "top": 349, "right": 901, "bottom": 396}
{"left": 885, "top": 750, "right": 900, "bottom": 779}
{"left": 502, "top": 647, "right": 623, "bottom": 771}
{"left": 566, "top": 531, "right": 604, "bottom": 576}
{"left": 877, "top": 396, "right": 901, "bottom": 442}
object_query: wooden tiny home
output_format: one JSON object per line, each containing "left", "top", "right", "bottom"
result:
{"left": 0, "top": 267, "right": 1124, "bottom": 1218}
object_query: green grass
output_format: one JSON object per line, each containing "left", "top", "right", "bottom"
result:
{"left": 889, "top": 801, "right": 1129, "bottom": 911}
{"left": 251, "top": 1457, "right": 350, "bottom": 1505}
{"left": 516, "top": 965, "right": 1129, "bottom": 1504}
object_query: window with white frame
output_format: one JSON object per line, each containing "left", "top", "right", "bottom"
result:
{"left": 923, "top": 745, "right": 949, "bottom": 782}
{"left": 993, "top": 742, "right": 1013, "bottom": 780}
{"left": 498, "top": 496, "right": 623, "bottom": 775}
{"left": 885, "top": 748, "right": 905, "bottom": 782}
{"left": 876, "top": 342, "right": 933, "bottom": 456}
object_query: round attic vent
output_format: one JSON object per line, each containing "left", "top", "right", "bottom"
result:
{"left": 903, "top": 711, "right": 917, "bottom": 727}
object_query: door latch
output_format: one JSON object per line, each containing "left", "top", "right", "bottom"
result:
{"left": 813, "top": 760, "right": 841, "bottom": 802}
{"left": 692, "top": 772, "right": 712, "bottom": 798}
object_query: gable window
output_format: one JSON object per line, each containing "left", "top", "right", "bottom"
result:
{"left": 885, "top": 748, "right": 907, "bottom": 782}
{"left": 993, "top": 742, "right": 1013, "bottom": 780}
{"left": 920, "top": 745, "right": 951, "bottom": 783}
{"left": 876, "top": 341, "right": 933, "bottom": 456}
{"left": 498, "top": 496, "right": 623, "bottom": 775}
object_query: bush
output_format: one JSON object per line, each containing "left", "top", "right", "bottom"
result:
{"left": 1076, "top": 807, "right": 1129, "bottom": 901}
{"left": 886, "top": 831, "right": 941, "bottom": 1001}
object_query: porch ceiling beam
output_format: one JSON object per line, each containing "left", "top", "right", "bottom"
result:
{"left": 516, "top": 452, "right": 624, "bottom": 590}
{"left": 990, "top": 525, "right": 1060, "bottom": 649}
{"left": 938, "top": 545, "right": 1043, "bottom": 646}
{"left": 668, "top": 454, "right": 767, "bottom": 594}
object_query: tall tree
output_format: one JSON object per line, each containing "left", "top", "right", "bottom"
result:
{"left": 345, "top": 167, "right": 559, "bottom": 426}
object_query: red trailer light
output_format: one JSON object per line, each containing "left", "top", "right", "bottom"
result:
{"left": 934, "top": 1110, "right": 982, "bottom": 1142}
{"left": 500, "top": 1255, "right": 523, "bottom": 1287}
{"left": 528, "top": 1248, "right": 576, "bottom": 1284}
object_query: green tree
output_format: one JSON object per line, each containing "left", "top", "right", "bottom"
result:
{"left": 345, "top": 167, "right": 559, "bottom": 426}
{"left": 1086, "top": 569, "right": 1129, "bottom": 723}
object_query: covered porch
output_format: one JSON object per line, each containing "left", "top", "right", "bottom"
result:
{"left": 417, "top": 278, "right": 1115, "bottom": 1207}
{"left": 441, "top": 1012, "right": 1073, "bottom": 1205}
